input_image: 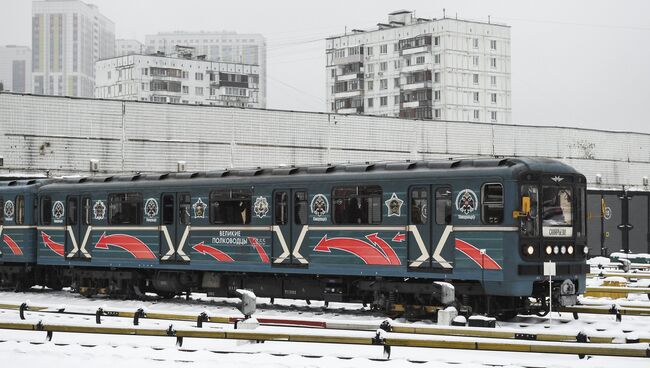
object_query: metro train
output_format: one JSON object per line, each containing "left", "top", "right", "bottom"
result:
{"left": 0, "top": 157, "right": 589, "bottom": 318}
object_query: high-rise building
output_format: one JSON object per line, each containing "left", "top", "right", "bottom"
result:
{"left": 95, "top": 49, "right": 261, "bottom": 108}
{"left": 326, "top": 10, "right": 511, "bottom": 123}
{"left": 115, "top": 39, "right": 145, "bottom": 57}
{"left": 0, "top": 45, "right": 32, "bottom": 93}
{"left": 32, "top": 0, "right": 115, "bottom": 97}
{"left": 145, "top": 31, "right": 266, "bottom": 107}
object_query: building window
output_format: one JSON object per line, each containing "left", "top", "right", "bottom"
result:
{"left": 473, "top": 56, "right": 479, "bottom": 66}
{"left": 182, "top": 71, "right": 189, "bottom": 79}
{"left": 393, "top": 77, "right": 400, "bottom": 88}
{"left": 367, "top": 80, "right": 374, "bottom": 90}
{"left": 416, "top": 56, "right": 425, "bottom": 64}
{"left": 490, "top": 57, "right": 497, "bottom": 68}
{"left": 380, "top": 79, "right": 388, "bottom": 89}
{"left": 367, "top": 63, "right": 374, "bottom": 73}
{"left": 473, "top": 73, "right": 479, "bottom": 84}
{"left": 491, "top": 111, "right": 497, "bottom": 121}
{"left": 473, "top": 110, "right": 480, "bottom": 120}
{"left": 474, "top": 92, "right": 479, "bottom": 102}
{"left": 491, "top": 93, "right": 497, "bottom": 103}
{"left": 182, "top": 85, "right": 189, "bottom": 94}
{"left": 434, "top": 108, "right": 441, "bottom": 119}
{"left": 490, "top": 75, "right": 497, "bottom": 86}
{"left": 473, "top": 38, "right": 479, "bottom": 48}
{"left": 332, "top": 186, "right": 382, "bottom": 225}
{"left": 434, "top": 90, "right": 440, "bottom": 101}
{"left": 434, "top": 72, "right": 440, "bottom": 83}
{"left": 434, "top": 54, "right": 440, "bottom": 64}
{"left": 393, "top": 60, "right": 401, "bottom": 69}
{"left": 366, "top": 46, "right": 374, "bottom": 56}
{"left": 367, "top": 98, "right": 374, "bottom": 107}
{"left": 394, "top": 95, "right": 400, "bottom": 104}
{"left": 195, "top": 87, "right": 204, "bottom": 95}
{"left": 434, "top": 36, "right": 440, "bottom": 46}
{"left": 108, "top": 193, "right": 143, "bottom": 225}
{"left": 331, "top": 69, "right": 336, "bottom": 77}
{"left": 393, "top": 43, "right": 399, "bottom": 51}
{"left": 107, "top": 71, "right": 111, "bottom": 79}
{"left": 195, "top": 72, "right": 203, "bottom": 80}
{"left": 481, "top": 183, "right": 504, "bottom": 224}
{"left": 380, "top": 44, "right": 388, "bottom": 54}
{"left": 490, "top": 40, "right": 497, "bottom": 50}
{"left": 380, "top": 96, "right": 387, "bottom": 106}
{"left": 380, "top": 62, "right": 387, "bottom": 72}
{"left": 210, "top": 189, "right": 252, "bottom": 225}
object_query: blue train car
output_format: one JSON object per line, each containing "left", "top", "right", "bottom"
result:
{"left": 5, "top": 158, "right": 588, "bottom": 317}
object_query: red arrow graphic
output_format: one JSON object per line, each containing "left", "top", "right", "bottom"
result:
{"left": 366, "top": 233, "right": 401, "bottom": 265}
{"left": 455, "top": 239, "right": 502, "bottom": 270}
{"left": 3, "top": 234, "right": 23, "bottom": 256}
{"left": 313, "top": 235, "right": 391, "bottom": 265}
{"left": 392, "top": 233, "right": 406, "bottom": 242}
{"left": 41, "top": 231, "right": 64, "bottom": 257}
{"left": 95, "top": 233, "right": 156, "bottom": 260}
{"left": 192, "top": 242, "right": 234, "bottom": 262}
{"left": 247, "top": 237, "right": 270, "bottom": 264}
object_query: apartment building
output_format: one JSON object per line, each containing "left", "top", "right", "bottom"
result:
{"left": 326, "top": 10, "right": 511, "bottom": 123}
{"left": 0, "top": 45, "right": 32, "bottom": 93}
{"left": 32, "top": 0, "right": 115, "bottom": 97}
{"left": 145, "top": 31, "right": 266, "bottom": 107}
{"left": 115, "top": 39, "right": 144, "bottom": 57}
{"left": 95, "top": 49, "right": 260, "bottom": 108}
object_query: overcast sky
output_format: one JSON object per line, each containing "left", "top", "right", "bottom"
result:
{"left": 1, "top": 0, "right": 649, "bottom": 133}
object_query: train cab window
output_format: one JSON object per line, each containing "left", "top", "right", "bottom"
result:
{"left": 108, "top": 193, "right": 143, "bottom": 225}
{"left": 210, "top": 189, "right": 252, "bottom": 225}
{"left": 15, "top": 195, "right": 25, "bottom": 225}
{"left": 482, "top": 183, "right": 504, "bottom": 224}
{"left": 410, "top": 187, "right": 428, "bottom": 224}
{"left": 332, "top": 185, "right": 382, "bottom": 225}
{"left": 520, "top": 185, "right": 539, "bottom": 237}
{"left": 179, "top": 193, "right": 191, "bottom": 225}
{"left": 41, "top": 196, "right": 52, "bottom": 225}
{"left": 294, "top": 191, "right": 308, "bottom": 225}
{"left": 274, "top": 191, "right": 289, "bottom": 225}
{"left": 435, "top": 187, "right": 452, "bottom": 225}
{"left": 67, "top": 197, "right": 78, "bottom": 225}
{"left": 162, "top": 194, "right": 174, "bottom": 225}
{"left": 82, "top": 197, "right": 91, "bottom": 225}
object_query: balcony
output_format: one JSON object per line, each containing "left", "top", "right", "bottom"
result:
{"left": 337, "top": 106, "right": 364, "bottom": 114}
{"left": 401, "top": 64, "right": 431, "bottom": 73}
{"left": 334, "top": 90, "right": 363, "bottom": 99}
{"left": 337, "top": 72, "right": 364, "bottom": 82}
{"left": 402, "top": 80, "right": 432, "bottom": 91}
{"left": 330, "top": 53, "right": 363, "bottom": 66}
{"left": 400, "top": 45, "right": 431, "bottom": 56}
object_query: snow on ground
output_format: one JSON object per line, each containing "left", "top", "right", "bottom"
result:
{"left": 0, "top": 287, "right": 650, "bottom": 367}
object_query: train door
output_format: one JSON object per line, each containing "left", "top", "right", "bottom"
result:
{"left": 431, "top": 186, "right": 454, "bottom": 270}
{"left": 408, "top": 186, "right": 432, "bottom": 269}
{"left": 65, "top": 195, "right": 89, "bottom": 259}
{"left": 161, "top": 192, "right": 191, "bottom": 262}
{"left": 272, "top": 189, "right": 307, "bottom": 265}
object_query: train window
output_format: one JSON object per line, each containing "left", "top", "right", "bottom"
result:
{"left": 162, "top": 194, "right": 174, "bottom": 225}
{"left": 274, "top": 191, "right": 289, "bottom": 225}
{"left": 0, "top": 197, "right": 3, "bottom": 225}
{"left": 481, "top": 183, "right": 504, "bottom": 224}
{"left": 576, "top": 187, "right": 586, "bottom": 238}
{"left": 82, "top": 197, "right": 91, "bottom": 225}
{"left": 41, "top": 196, "right": 52, "bottom": 225}
{"left": 210, "top": 189, "right": 252, "bottom": 225}
{"left": 410, "top": 187, "right": 428, "bottom": 224}
{"left": 435, "top": 187, "right": 452, "bottom": 225}
{"left": 294, "top": 191, "right": 308, "bottom": 225}
{"left": 67, "top": 197, "right": 78, "bottom": 225}
{"left": 108, "top": 193, "right": 143, "bottom": 225}
{"left": 520, "top": 185, "right": 539, "bottom": 237}
{"left": 332, "top": 185, "right": 382, "bottom": 225}
{"left": 179, "top": 193, "right": 191, "bottom": 225}
{"left": 15, "top": 195, "right": 25, "bottom": 225}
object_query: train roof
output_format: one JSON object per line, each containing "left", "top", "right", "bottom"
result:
{"left": 33, "top": 157, "right": 583, "bottom": 192}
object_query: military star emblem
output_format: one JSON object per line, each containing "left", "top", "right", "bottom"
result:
{"left": 385, "top": 193, "right": 404, "bottom": 217}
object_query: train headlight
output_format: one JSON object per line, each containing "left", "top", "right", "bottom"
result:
{"left": 553, "top": 246, "right": 559, "bottom": 255}
{"left": 560, "top": 245, "right": 566, "bottom": 254}
{"left": 526, "top": 245, "right": 535, "bottom": 255}
{"left": 568, "top": 245, "right": 574, "bottom": 255}
{"left": 545, "top": 245, "right": 553, "bottom": 255}
{"left": 583, "top": 246, "right": 589, "bottom": 254}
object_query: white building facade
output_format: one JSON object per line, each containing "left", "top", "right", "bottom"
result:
{"left": 144, "top": 31, "right": 266, "bottom": 107}
{"left": 115, "top": 39, "right": 144, "bottom": 57}
{"left": 32, "top": 0, "right": 115, "bottom": 97}
{"left": 326, "top": 10, "right": 511, "bottom": 123}
{"left": 95, "top": 53, "right": 260, "bottom": 107}
{"left": 0, "top": 45, "right": 32, "bottom": 93}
